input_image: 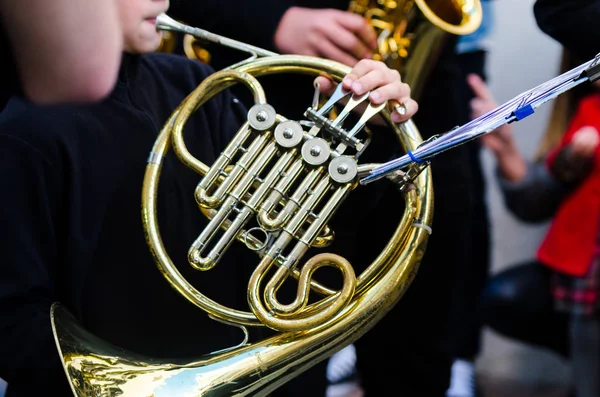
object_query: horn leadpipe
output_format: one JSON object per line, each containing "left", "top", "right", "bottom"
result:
{"left": 156, "top": 13, "right": 278, "bottom": 61}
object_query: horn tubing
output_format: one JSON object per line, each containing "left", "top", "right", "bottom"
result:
{"left": 51, "top": 15, "right": 434, "bottom": 397}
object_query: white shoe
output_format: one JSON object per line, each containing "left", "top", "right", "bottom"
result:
{"left": 0, "top": 377, "right": 7, "bottom": 397}
{"left": 326, "top": 344, "right": 358, "bottom": 384}
{"left": 446, "top": 359, "right": 478, "bottom": 397}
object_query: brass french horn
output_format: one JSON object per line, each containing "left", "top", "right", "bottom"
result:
{"left": 349, "top": 0, "right": 483, "bottom": 100}
{"left": 51, "top": 14, "right": 434, "bottom": 396}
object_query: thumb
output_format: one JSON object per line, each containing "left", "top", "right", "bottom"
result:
{"left": 315, "top": 76, "right": 336, "bottom": 97}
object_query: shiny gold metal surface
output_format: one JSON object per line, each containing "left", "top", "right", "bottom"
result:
{"left": 156, "top": 31, "right": 177, "bottom": 54}
{"left": 52, "top": 14, "right": 434, "bottom": 397}
{"left": 349, "top": 0, "right": 482, "bottom": 100}
{"left": 183, "top": 33, "right": 212, "bottom": 63}
{"left": 155, "top": 20, "right": 211, "bottom": 63}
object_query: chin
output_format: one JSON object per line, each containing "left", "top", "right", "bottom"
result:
{"left": 148, "top": 36, "right": 164, "bottom": 52}
{"left": 126, "top": 41, "right": 161, "bottom": 55}
{"left": 138, "top": 34, "right": 164, "bottom": 54}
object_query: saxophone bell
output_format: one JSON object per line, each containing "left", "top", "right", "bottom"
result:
{"left": 349, "top": 0, "right": 483, "bottom": 101}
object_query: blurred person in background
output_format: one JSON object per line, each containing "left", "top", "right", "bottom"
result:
{"left": 446, "top": 2, "right": 495, "bottom": 396}
{"left": 473, "top": 48, "right": 600, "bottom": 397}
{"left": 533, "top": 0, "right": 600, "bottom": 62}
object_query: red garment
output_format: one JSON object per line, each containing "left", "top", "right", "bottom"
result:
{"left": 537, "top": 93, "right": 600, "bottom": 276}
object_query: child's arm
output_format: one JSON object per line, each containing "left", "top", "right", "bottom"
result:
{"left": 467, "top": 73, "right": 527, "bottom": 183}
{"left": 503, "top": 126, "right": 598, "bottom": 223}
{"left": 498, "top": 162, "right": 570, "bottom": 223}
{"left": 0, "top": 0, "right": 123, "bottom": 104}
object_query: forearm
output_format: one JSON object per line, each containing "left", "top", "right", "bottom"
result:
{"left": 0, "top": 0, "right": 123, "bottom": 103}
{"left": 495, "top": 146, "right": 528, "bottom": 184}
{"left": 499, "top": 161, "right": 568, "bottom": 222}
{"left": 487, "top": 125, "right": 528, "bottom": 183}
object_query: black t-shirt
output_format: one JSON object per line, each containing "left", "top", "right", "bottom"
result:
{"left": 0, "top": 52, "right": 258, "bottom": 395}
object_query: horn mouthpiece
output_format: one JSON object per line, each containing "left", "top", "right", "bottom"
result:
{"left": 156, "top": 13, "right": 187, "bottom": 33}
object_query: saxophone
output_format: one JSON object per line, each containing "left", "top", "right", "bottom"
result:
{"left": 349, "top": 0, "right": 483, "bottom": 100}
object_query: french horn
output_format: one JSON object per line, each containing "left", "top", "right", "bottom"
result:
{"left": 51, "top": 14, "right": 434, "bottom": 396}
{"left": 349, "top": 0, "right": 483, "bottom": 100}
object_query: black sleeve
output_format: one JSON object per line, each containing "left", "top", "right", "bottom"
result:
{"left": 533, "top": 0, "right": 600, "bottom": 60}
{"left": 497, "top": 160, "right": 569, "bottom": 223}
{"left": 548, "top": 145, "right": 594, "bottom": 186}
{"left": 0, "top": 25, "right": 20, "bottom": 110}
{"left": 168, "top": 0, "right": 294, "bottom": 52}
{"left": 208, "top": 90, "right": 250, "bottom": 153}
{"left": 0, "top": 134, "right": 69, "bottom": 395}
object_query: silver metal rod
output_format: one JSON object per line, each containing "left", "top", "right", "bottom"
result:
{"left": 156, "top": 13, "right": 278, "bottom": 59}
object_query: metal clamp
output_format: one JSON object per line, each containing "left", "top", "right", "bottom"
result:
{"left": 305, "top": 108, "right": 364, "bottom": 151}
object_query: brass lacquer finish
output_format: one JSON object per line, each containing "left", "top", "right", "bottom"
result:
{"left": 52, "top": 14, "right": 434, "bottom": 397}
{"left": 349, "top": 0, "right": 482, "bottom": 100}
{"left": 155, "top": 19, "right": 212, "bottom": 63}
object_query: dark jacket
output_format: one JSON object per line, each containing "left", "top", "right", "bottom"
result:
{"left": 0, "top": 53, "right": 255, "bottom": 396}
{"left": 534, "top": 0, "right": 600, "bottom": 60}
{"left": 498, "top": 161, "right": 567, "bottom": 223}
